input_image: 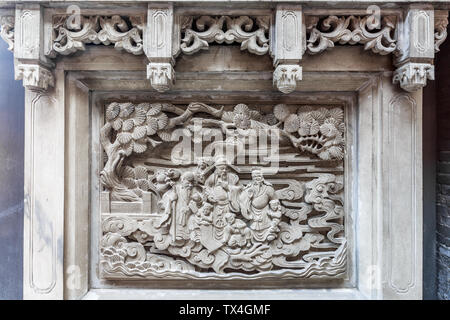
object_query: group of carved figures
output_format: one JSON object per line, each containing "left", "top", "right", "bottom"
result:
{"left": 99, "top": 102, "right": 347, "bottom": 277}
{"left": 156, "top": 160, "right": 281, "bottom": 251}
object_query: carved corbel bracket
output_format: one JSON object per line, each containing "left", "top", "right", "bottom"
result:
{"left": 393, "top": 6, "right": 435, "bottom": 92}
{"left": 13, "top": 5, "right": 54, "bottom": 90}
{"left": 435, "top": 10, "right": 449, "bottom": 53}
{"left": 14, "top": 63, "right": 54, "bottom": 90}
{"left": 393, "top": 62, "right": 435, "bottom": 93}
{"left": 144, "top": 5, "right": 176, "bottom": 92}
{"left": 0, "top": 11, "right": 15, "bottom": 52}
{"left": 271, "top": 6, "right": 304, "bottom": 94}
{"left": 273, "top": 64, "right": 302, "bottom": 94}
{"left": 146, "top": 62, "right": 174, "bottom": 92}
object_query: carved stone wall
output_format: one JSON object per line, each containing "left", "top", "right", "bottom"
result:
{"left": 0, "top": 0, "right": 445, "bottom": 300}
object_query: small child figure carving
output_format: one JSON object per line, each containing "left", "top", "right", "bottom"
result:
{"left": 268, "top": 199, "right": 282, "bottom": 234}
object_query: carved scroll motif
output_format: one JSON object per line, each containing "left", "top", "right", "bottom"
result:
{"left": 0, "top": 15, "right": 14, "bottom": 51}
{"left": 435, "top": 12, "right": 449, "bottom": 53}
{"left": 306, "top": 15, "right": 397, "bottom": 55}
{"left": 99, "top": 102, "right": 347, "bottom": 279}
{"left": 180, "top": 16, "right": 270, "bottom": 55}
{"left": 52, "top": 15, "right": 144, "bottom": 56}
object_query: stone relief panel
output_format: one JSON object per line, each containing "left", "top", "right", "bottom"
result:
{"left": 98, "top": 102, "right": 347, "bottom": 280}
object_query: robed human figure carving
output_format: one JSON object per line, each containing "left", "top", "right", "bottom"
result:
{"left": 157, "top": 171, "right": 202, "bottom": 242}
{"left": 204, "top": 156, "right": 241, "bottom": 219}
{"left": 240, "top": 167, "right": 280, "bottom": 242}
{"left": 201, "top": 156, "right": 241, "bottom": 251}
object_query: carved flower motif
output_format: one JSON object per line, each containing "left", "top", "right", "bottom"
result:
{"left": 147, "top": 104, "right": 162, "bottom": 116}
{"left": 119, "top": 103, "right": 135, "bottom": 118}
{"left": 132, "top": 126, "right": 147, "bottom": 140}
{"left": 121, "top": 165, "right": 150, "bottom": 197}
{"left": 319, "top": 123, "right": 335, "bottom": 137}
{"left": 133, "top": 107, "right": 147, "bottom": 126}
{"left": 157, "top": 130, "right": 173, "bottom": 142}
{"left": 273, "top": 104, "right": 291, "bottom": 121}
{"left": 319, "top": 120, "right": 340, "bottom": 138}
{"left": 234, "top": 103, "right": 250, "bottom": 116}
{"left": 298, "top": 120, "right": 311, "bottom": 136}
{"left": 309, "top": 119, "right": 320, "bottom": 135}
{"left": 106, "top": 102, "right": 120, "bottom": 120}
{"left": 156, "top": 113, "right": 169, "bottom": 130}
{"left": 284, "top": 114, "right": 300, "bottom": 133}
{"left": 122, "top": 119, "right": 134, "bottom": 132}
{"left": 146, "top": 118, "right": 158, "bottom": 136}
{"left": 233, "top": 104, "right": 252, "bottom": 129}
{"left": 233, "top": 114, "right": 251, "bottom": 129}
{"left": 112, "top": 118, "right": 123, "bottom": 131}
{"left": 310, "top": 107, "right": 329, "bottom": 122}
{"left": 328, "top": 107, "right": 344, "bottom": 122}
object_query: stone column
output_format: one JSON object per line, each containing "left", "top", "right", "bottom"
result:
{"left": 15, "top": 4, "right": 63, "bottom": 299}
{"left": 23, "top": 78, "right": 64, "bottom": 300}
{"left": 381, "top": 76, "right": 423, "bottom": 299}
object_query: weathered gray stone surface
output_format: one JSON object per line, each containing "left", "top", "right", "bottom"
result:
{"left": 0, "top": 0, "right": 448, "bottom": 300}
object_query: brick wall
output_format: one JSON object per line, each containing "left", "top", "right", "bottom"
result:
{"left": 436, "top": 25, "right": 450, "bottom": 300}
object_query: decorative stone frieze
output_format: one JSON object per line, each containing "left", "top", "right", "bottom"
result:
{"left": 99, "top": 102, "right": 347, "bottom": 279}
{"left": 0, "top": 14, "right": 14, "bottom": 51}
{"left": 434, "top": 10, "right": 449, "bottom": 53}
{"left": 305, "top": 15, "right": 397, "bottom": 55}
{"left": 180, "top": 15, "right": 270, "bottom": 55}
{"left": 50, "top": 15, "right": 145, "bottom": 56}
{"left": 1, "top": 3, "right": 448, "bottom": 94}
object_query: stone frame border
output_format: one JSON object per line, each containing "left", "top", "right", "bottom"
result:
{"left": 45, "top": 44, "right": 420, "bottom": 299}
{"left": 87, "top": 90, "right": 356, "bottom": 288}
